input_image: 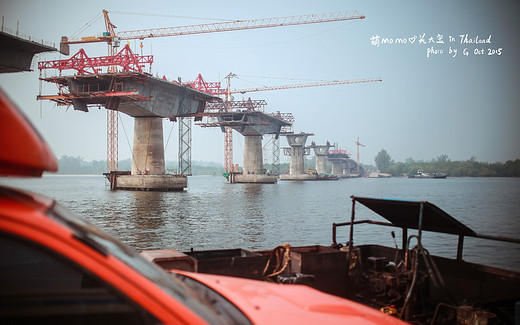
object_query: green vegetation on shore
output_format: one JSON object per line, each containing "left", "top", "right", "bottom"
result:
{"left": 56, "top": 156, "right": 224, "bottom": 176}
{"left": 56, "top": 153, "right": 520, "bottom": 177}
{"left": 374, "top": 149, "right": 520, "bottom": 177}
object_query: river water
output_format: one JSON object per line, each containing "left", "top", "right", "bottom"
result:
{"left": 1, "top": 175, "right": 519, "bottom": 272}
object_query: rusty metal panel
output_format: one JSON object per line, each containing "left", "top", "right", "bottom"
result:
{"left": 185, "top": 249, "right": 268, "bottom": 280}
{"left": 140, "top": 249, "right": 196, "bottom": 272}
{"left": 289, "top": 245, "right": 347, "bottom": 297}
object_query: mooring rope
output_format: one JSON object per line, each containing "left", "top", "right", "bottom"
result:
{"left": 263, "top": 244, "right": 291, "bottom": 281}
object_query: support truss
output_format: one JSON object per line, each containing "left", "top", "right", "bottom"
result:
{"left": 262, "top": 134, "right": 281, "bottom": 175}
{"left": 107, "top": 110, "right": 118, "bottom": 172}
{"left": 178, "top": 117, "right": 192, "bottom": 176}
{"left": 38, "top": 44, "right": 153, "bottom": 75}
{"left": 224, "top": 127, "right": 233, "bottom": 173}
{"left": 272, "top": 135, "right": 280, "bottom": 175}
{"left": 177, "top": 87, "right": 192, "bottom": 176}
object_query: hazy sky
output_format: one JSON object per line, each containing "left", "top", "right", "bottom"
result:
{"left": 1, "top": 0, "right": 519, "bottom": 166}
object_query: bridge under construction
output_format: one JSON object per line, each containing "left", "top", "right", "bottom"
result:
{"left": 36, "top": 9, "right": 377, "bottom": 190}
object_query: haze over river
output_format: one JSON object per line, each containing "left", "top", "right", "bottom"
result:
{"left": 2, "top": 176, "right": 519, "bottom": 272}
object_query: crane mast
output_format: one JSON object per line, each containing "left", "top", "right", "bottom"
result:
{"left": 188, "top": 74, "right": 381, "bottom": 173}
{"left": 355, "top": 136, "right": 365, "bottom": 173}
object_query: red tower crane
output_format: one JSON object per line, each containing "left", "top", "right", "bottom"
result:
{"left": 186, "top": 74, "right": 381, "bottom": 173}
{"left": 229, "top": 78, "right": 380, "bottom": 174}
{"left": 355, "top": 136, "right": 365, "bottom": 173}
{"left": 56, "top": 9, "right": 367, "bottom": 173}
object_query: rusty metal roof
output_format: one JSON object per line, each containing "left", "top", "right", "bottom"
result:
{"left": 352, "top": 196, "right": 476, "bottom": 236}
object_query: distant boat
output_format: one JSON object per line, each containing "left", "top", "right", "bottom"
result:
{"left": 304, "top": 169, "right": 339, "bottom": 180}
{"left": 409, "top": 169, "right": 447, "bottom": 179}
{"left": 366, "top": 172, "right": 391, "bottom": 178}
{"left": 316, "top": 173, "right": 339, "bottom": 181}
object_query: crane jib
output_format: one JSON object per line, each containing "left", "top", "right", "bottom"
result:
{"left": 63, "top": 10, "right": 365, "bottom": 44}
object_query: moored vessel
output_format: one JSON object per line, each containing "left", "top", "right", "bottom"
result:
{"left": 408, "top": 169, "right": 447, "bottom": 179}
{"left": 144, "top": 196, "right": 520, "bottom": 324}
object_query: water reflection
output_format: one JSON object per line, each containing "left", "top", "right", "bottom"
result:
{"left": 236, "top": 184, "right": 268, "bottom": 249}
{"left": 127, "top": 191, "right": 167, "bottom": 249}
{"left": 2, "top": 175, "right": 519, "bottom": 271}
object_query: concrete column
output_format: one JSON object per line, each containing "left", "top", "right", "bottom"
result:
{"left": 131, "top": 117, "right": 165, "bottom": 175}
{"left": 285, "top": 133, "right": 312, "bottom": 175}
{"left": 331, "top": 161, "right": 343, "bottom": 175}
{"left": 316, "top": 155, "right": 327, "bottom": 174}
{"left": 342, "top": 161, "right": 348, "bottom": 175}
{"left": 289, "top": 147, "right": 305, "bottom": 174}
{"left": 312, "top": 145, "right": 330, "bottom": 174}
{"left": 243, "top": 135, "right": 263, "bottom": 174}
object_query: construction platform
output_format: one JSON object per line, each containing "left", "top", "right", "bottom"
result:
{"left": 39, "top": 72, "right": 216, "bottom": 117}
{"left": 199, "top": 109, "right": 291, "bottom": 184}
{"left": 41, "top": 72, "right": 218, "bottom": 191}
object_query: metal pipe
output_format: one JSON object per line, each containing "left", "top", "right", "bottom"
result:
{"left": 474, "top": 233, "right": 520, "bottom": 244}
{"left": 346, "top": 197, "right": 356, "bottom": 269}
{"left": 349, "top": 199, "right": 356, "bottom": 248}
{"left": 335, "top": 220, "right": 394, "bottom": 227}
{"left": 332, "top": 223, "right": 338, "bottom": 246}
{"left": 401, "top": 241, "right": 420, "bottom": 321}
{"left": 402, "top": 228, "right": 408, "bottom": 251}
{"left": 418, "top": 201, "right": 424, "bottom": 242}
{"left": 457, "top": 235, "right": 464, "bottom": 261}
{"left": 431, "top": 302, "right": 457, "bottom": 325}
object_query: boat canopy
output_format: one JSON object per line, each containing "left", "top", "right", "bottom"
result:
{"left": 352, "top": 196, "right": 476, "bottom": 237}
{"left": 332, "top": 196, "right": 519, "bottom": 261}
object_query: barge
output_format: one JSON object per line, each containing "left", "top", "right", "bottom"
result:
{"left": 143, "top": 196, "right": 520, "bottom": 324}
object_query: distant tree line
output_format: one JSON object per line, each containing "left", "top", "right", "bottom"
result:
{"left": 374, "top": 149, "right": 520, "bottom": 177}
{"left": 56, "top": 152, "right": 520, "bottom": 177}
{"left": 55, "top": 156, "right": 224, "bottom": 176}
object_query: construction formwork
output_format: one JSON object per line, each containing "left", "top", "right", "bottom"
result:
{"left": 40, "top": 72, "right": 217, "bottom": 191}
{"left": 279, "top": 132, "right": 316, "bottom": 181}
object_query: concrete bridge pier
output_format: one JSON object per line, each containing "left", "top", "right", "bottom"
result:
{"left": 131, "top": 117, "right": 165, "bottom": 175}
{"left": 330, "top": 161, "right": 344, "bottom": 176}
{"left": 40, "top": 72, "right": 217, "bottom": 191}
{"left": 342, "top": 161, "right": 349, "bottom": 175}
{"left": 212, "top": 109, "right": 290, "bottom": 184}
{"left": 327, "top": 146, "right": 351, "bottom": 179}
{"left": 279, "top": 133, "right": 316, "bottom": 181}
{"left": 234, "top": 135, "right": 277, "bottom": 183}
{"left": 115, "top": 117, "right": 187, "bottom": 191}
{"left": 312, "top": 143, "right": 332, "bottom": 174}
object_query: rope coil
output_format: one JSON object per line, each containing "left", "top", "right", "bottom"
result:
{"left": 263, "top": 244, "right": 291, "bottom": 281}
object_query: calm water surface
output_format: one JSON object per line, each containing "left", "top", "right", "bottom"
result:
{"left": 2, "top": 176, "right": 519, "bottom": 271}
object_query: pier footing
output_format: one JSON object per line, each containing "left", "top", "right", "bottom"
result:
{"left": 230, "top": 174, "right": 277, "bottom": 184}
{"left": 279, "top": 174, "right": 317, "bottom": 181}
{"left": 114, "top": 174, "right": 187, "bottom": 191}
